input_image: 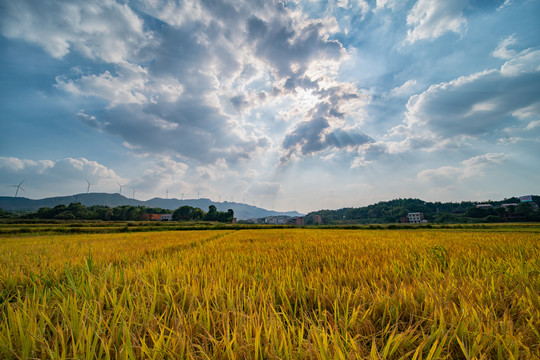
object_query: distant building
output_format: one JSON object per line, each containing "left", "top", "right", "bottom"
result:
{"left": 475, "top": 204, "right": 493, "bottom": 209}
{"left": 519, "top": 195, "right": 538, "bottom": 209}
{"left": 144, "top": 213, "right": 162, "bottom": 221}
{"left": 160, "top": 214, "right": 173, "bottom": 221}
{"left": 407, "top": 212, "right": 425, "bottom": 224}
{"left": 265, "top": 216, "right": 290, "bottom": 225}
{"left": 312, "top": 215, "right": 322, "bottom": 225}
{"left": 501, "top": 203, "right": 518, "bottom": 209}
{"left": 290, "top": 217, "right": 304, "bottom": 226}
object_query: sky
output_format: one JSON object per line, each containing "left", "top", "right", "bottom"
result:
{"left": 1, "top": 0, "right": 539, "bottom": 213}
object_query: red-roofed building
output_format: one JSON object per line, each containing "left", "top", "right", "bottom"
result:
{"left": 144, "top": 213, "right": 163, "bottom": 221}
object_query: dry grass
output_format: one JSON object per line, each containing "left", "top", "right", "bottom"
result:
{"left": 0, "top": 229, "right": 539, "bottom": 359}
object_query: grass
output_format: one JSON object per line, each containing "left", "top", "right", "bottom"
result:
{"left": 0, "top": 228, "right": 539, "bottom": 358}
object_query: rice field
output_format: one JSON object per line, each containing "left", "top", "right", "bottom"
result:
{"left": 0, "top": 228, "right": 539, "bottom": 359}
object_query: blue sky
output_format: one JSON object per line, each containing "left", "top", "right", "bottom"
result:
{"left": 1, "top": 0, "right": 539, "bottom": 212}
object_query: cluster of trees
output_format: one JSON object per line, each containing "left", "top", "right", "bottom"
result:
{"left": 22, "top": 203, "right": 161, "bottom": 221}
{"left": 5, "top": 203, "right": 234, "bottom": 223}
{"left": 173, "top": 205, "right": 234, "bottom": 222}
{"left": 457, "top": 202, "right": 540, "bottom": 223}
{"left": 305, "top": 197, "right": 540, "bottom": 224}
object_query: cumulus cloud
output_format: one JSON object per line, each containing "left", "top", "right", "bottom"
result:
{"left": 280, "top": 86, "right": 372, "bottom": 163}
{"left": 405, "top": 0, "right": 467, "bottom": 44}
{"left": 246, "top": 14, "right": 344, "bottom": 78}
{"left": 0, "top": 157, "right": 54, "bottom": 173}
{"left": 397, "top": 44, "right": 540, "bottom": 147}
{"left": 352, "top": 37, "right": 540, "bottom": 170}
{"left": 0, "top": 156, "right": 125, "bottom": 196}
{"left": 37, "top": 0, "right": 369, "bottom": 169}
{"left": 390, "top": 79, "right": 420, "bottom": 97}
{"left": 417, "top": 153, "right": 507, "bottom": 183}
{"left": 0, "top": 0, "right": 150, "bottom": 63}
{"left": 129, "top": 156, "right": 189, "bottom": 195}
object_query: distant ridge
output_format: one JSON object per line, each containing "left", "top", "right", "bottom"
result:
{"left": 0, "top": 193, "right": 303, "bottom": 220}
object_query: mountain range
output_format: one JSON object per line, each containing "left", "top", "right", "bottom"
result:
{"left": 0, "top": 193, "right": 303, "bottom": 220}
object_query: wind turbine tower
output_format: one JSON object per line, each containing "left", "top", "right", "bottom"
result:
{"left": 86, "top": 178, "right": 95, "bottom": 194}
{"left": 118, "top": 183, "right": 125, "bottom": 195}
{"left": 11, "top": 180, "right": 25, "bottom": 197}
{"left": 132, "top": 187, "right": 136, "bottom": 199}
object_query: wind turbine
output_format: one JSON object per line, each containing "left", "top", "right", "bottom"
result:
{"left": 132, "top": 187, "right": 136, "bottom": 199}
{"left": 166, "top": 189, "right": 169, "bottom": 199}
{"left": 11, "top": 180, "right": 25, "bottom": 197}
{"left": 86, "top": 178, "right": 95, "bottom": 194}
{"left": 118, "top": 183, "right": 125, "bottom": 195}
{"left": 181, "top": 192, "right": 184, "bottom": 200}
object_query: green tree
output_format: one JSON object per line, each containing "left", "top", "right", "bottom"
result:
{"left": 173, "top": 206, "right": 196, "bottom": 221}
{"left": 205, "top": 205, "right": 218, "bottom": 221}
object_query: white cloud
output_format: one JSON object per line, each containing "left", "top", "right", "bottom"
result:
{"left": 500, "top": 49, "right": 540, "bottom": 76}
{"left": 0, "top": 156, "right": 125, "bottom": 197}
{"left": 374, "top": 0, "right": 402, "bottom": 12}
{"left": 0, "top": 157, "right": 53, "bottom": 173}
{"left": 417, "top": 165, "right": 461, "bottom": 183}
{"left": 56, "top": 68, "right": 148, "bottom": 106}
{"left": 493, "top": 35, "right": 518, "bottom": 59}
{"left": 417, "top": 153, "right": 507, "bottom": 183}
{"left": 526, "top": 120, "right": 540, "bottom": 130}
{"left": 405, "top": 0, "right": 467, "bottom": 44}
{"left": 130, "top": 156, "right": 189, "bottom": 194}
{"left": 0, "top": 0, "right": 151, "bottom": 64}
{"left": 396, "top": 47, "right": 540, "bottom": 148}
{"left": 44, "top": 0, "right": 366, "bottom": 169}
{"left": 56, "top": 65, "right": 186, "bottom": 107}
{"left": 390, "top": 79, "right": 420, "bottom": 97}
{"left": 136, "top": 0, "right": 209, "bottom": 28}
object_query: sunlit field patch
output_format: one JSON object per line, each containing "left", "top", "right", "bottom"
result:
{"left": 1, "top": 229, "right": 539, "bottom": 359}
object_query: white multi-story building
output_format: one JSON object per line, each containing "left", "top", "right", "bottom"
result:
{"left": 407, "top": 212, "right": 424, "bottom": 223}
{"left": 160, "top": 214, "right": 173, "bottom": 221}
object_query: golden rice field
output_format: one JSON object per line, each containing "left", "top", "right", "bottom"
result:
{"left": 0, "top": 228, "right": 539, "bottom": 359}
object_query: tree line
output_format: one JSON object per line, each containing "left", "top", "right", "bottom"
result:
{"left": 0, "top": 203, "right": 234, "bottom": 223}
{"left": 304, "top": 197, "right": 540, "bottom": 225}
